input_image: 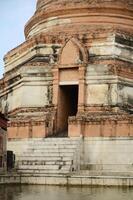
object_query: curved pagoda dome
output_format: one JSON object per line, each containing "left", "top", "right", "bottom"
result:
{"left": 25, "top": 0, "right": 133, "bottom": 38}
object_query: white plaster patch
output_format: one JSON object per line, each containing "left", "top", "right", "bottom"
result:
{"left": 86, "top": 84, "right": 108, "bottom": 104}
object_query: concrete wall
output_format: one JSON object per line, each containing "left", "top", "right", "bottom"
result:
{"left": 0, "top": 64, "right": 53, "bottom": 114}
{"left": 81, "top": 137, "right": 133, "bottom": 172}
{"left": 85, "top": 63, "right": 133, "bottom": 107}
{"left": 0, "top": 129, "right": 7, "bottom": 173}
{"left": 118, "top": 84, "right": 133, "bottom": 106}
{"left": 21, "top": 85, "right": 48, "bottom": 107}
{"left": 1, "top": 83, "right": 49, "bottom": 113}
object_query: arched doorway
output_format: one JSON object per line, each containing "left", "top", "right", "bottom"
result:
{"left": 52, "top": 38, "right": 87, "bottom": 137}
{"left": 57, "top": 84, "right": 79, "bottom": 135}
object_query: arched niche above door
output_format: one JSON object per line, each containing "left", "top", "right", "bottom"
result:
{"left": 59, "top": 38, "right": 88, "bottom": 67}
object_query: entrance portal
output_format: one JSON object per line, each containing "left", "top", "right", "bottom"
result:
{"left": 57, "top": 85, "right": 79, "bottom": 136}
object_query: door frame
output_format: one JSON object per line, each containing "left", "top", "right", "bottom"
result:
{"left": 52, "top": 65, "right": 86, "bottom": 135}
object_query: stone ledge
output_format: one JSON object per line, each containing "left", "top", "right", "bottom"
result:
{"left": 1, "top": 174, "right": 133, "bottom": 186}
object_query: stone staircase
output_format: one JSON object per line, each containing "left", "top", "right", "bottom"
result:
{"left": 7, "top": 138, "right": 80, "bottom": 175}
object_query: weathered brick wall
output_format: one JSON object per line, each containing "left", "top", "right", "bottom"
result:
{"left": 0, "top": 114, "right": 7, "bottom": 172}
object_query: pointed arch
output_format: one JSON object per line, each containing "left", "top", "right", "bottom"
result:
{"left": 59, "top": 38, "right": 88, "bottom": 65}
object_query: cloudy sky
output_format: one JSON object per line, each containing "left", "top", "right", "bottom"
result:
{"left": 0, "top": 0, "right": 36, "bottom": 78}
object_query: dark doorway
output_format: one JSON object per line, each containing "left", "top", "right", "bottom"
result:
{"left": 57, "top": 85, "right": 79, "bottom": 136}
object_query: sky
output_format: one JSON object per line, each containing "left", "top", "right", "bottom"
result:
{"left": 0, "top": 0, "right": 36, "bottom": 78}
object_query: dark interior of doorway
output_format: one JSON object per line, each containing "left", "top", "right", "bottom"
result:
{"left": 64, "top": 85, "right": 78, "bottom": 116}
{"left": 56, "top": 84, "right": 79, "bottom": 137}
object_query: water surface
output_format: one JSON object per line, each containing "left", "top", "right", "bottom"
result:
{"left": 0, "top": 185, "right": 133, "bottom": 200}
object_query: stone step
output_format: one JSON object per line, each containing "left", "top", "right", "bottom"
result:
{"left": 17, "top": 160, "right": 72, "bottom": 166}
{"left": 25, "top": 148, "right": 75, "bottom": 153}
{"left": 17, "top": 169, "right": 70, "bottom": 174}
{"left": 17, "top": 164, "right": 70, "bottom": 170}
{"left": 17, "top": 165, "right": 60, "bottom": 170}
{"left": 8, "top": 143, "right": 77, "bottom": 147}
{"left": 14, "top": 152, "right": 74, "bottom": 157}
{"left": 18, "top": 152, "right": 74, "bottom": 157}
{"left": 37, "top": 138, "right": 78, "bottom": 141}
{"left": 8, "top": 137, "right": 79, "bottom": 175}
{"left": 31, "top": 140, "right": 78, "bottom": 143}
{"left": 30, "top": 141, "right": 78, "bottom": 145}
{"left": 8, "top": 145, "right": 77, "bottom": 154}
{"left": 8, "top": 147, "right": 76, "bottom": 154}
{"left": 16, "top": 156, "right": 73, "bottom": 162}
{"left": 8, "top": 138, "right": 79, "bottom": 144}
{"left": 27, "top": 144, "right": 77, "bottom": 149}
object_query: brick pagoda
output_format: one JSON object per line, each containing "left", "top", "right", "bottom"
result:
{"left": 0, "top": 0, "right": 132, "bottom": 138}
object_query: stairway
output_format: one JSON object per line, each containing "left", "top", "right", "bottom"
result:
{"left": 7, "top": 138, "right": 80, "bottom": 175}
